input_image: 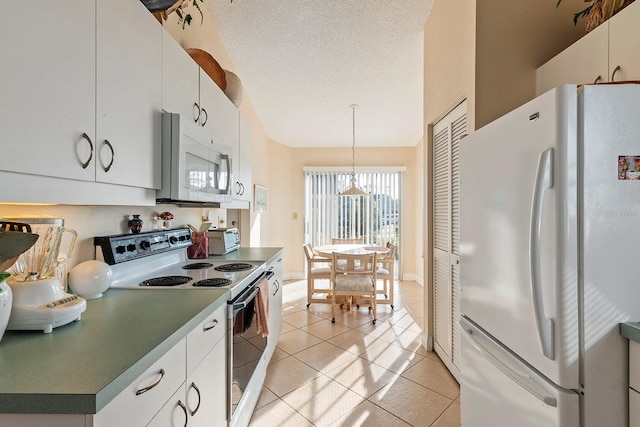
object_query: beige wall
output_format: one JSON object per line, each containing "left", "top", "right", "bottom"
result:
{"left": 475, "top": 0, "right": 586, "bottom": 128}
{"left": 422, "top": 0, "right": 589, "bottom": 344}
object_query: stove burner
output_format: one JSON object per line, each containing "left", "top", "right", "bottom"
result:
{"left": 182, "top": 262, "right": 214, "bottom": 270}
{"left": 140, "top": 276, "right": 192, "bottom": 287}
{"left": 214, "top": 263, "right": 253, "bottom": 272}
{"left": 193, "top": 278, "right": 233, "bottom": 287}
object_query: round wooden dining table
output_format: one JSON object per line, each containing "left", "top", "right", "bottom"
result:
{"left": 313, "top": 244, "right": 390, "bottom": 258}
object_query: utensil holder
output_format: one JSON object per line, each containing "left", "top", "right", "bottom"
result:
{"left": 187, "top": 232, "right": 208, "bottom": 259}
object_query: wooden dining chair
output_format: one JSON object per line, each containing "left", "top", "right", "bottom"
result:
{"left": 330, "top": 251, "right": 378, "bottom": 324}
{"left": 303, "top": 243, "right": 332, "bottom": 308}
{"left": 331, "top": 237, "right": 364, "bottom": 244}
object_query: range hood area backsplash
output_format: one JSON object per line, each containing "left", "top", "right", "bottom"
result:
{"left": 0, "top": 204, "right": 239, "bottom": 269}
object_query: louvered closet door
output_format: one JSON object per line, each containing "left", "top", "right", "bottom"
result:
{"left": 432, "top": 100, "right": 467, "bottom": 378}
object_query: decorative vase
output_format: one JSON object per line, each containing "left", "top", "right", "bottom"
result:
{"left": 162, "top": 220, "right": 172, "bottom": 230}
{"left": 128, "top": 214, "right": 143, "bottom": 234}
{"left": 0, "top": 272, "right": 12, "bottom": 343}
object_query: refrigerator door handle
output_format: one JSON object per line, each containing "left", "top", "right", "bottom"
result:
{"left": 529, "top": 148, "right": 555, "bottom": 360}
{"left": 459, "top": 318, "right": 558, "bottom": 407}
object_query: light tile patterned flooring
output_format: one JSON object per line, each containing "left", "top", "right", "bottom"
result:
{"left": 249, "top": 279, "right": 461, "bottom": 427}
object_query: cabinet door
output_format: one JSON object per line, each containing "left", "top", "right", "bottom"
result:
{"left": 161, "top": 30, "right": 200, "bottom": 122}
{"left": 536, "top": 22, "right": 608, "bottom": 95}
{"left": 266, "top": 256, "right": 283, "bottom": 357}
{"left": 0, "top": 1, "right": 96, "bottom": 181}
{"left": 187, "top": 337, "right": 227, "bottom": 427}
{"left": 232, "top": 115, "right": 253, "bottom": 202}
{"left": 147, "top": 383, "right": 188, "bottom": 427}
{"left": 199, "top": 70, "right": 239, "bottom": 150}
{"left": 96, "top": 0, "right": 161, "bottom": 189}
{"left": 608, "top": 0, "right": 640, "bottom": 82}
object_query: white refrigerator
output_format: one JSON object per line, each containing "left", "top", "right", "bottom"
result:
{"left": 459, "top": 83, "right": 640, "bottom": 427}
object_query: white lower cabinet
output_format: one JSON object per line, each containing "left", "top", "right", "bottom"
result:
{"left": 631, "top": 388, "right": 640, "bottom": 427}
{"left": 266, "top": 253, "right": 284, "bottom": 358}
{"left": 94, "top": 337, "right": 187, "bottom": 427}
{"left": 630, "top": 340, "right": 640, "bottom": 427}
{"left": 150, "top": 305, "right": 227, "bottom": 427}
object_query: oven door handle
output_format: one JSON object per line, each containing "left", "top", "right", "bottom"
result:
{"left": 233, "top": 286, "right": 260, "bottom": 314}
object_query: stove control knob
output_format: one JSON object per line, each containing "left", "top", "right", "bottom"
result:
{"left": 140, "top": 240, "right": 151, "bottom": 250}
{"left": 169, "top": 236, "right": 178, "bottom": 244}
{"left": 126, "top": 244, "right": 136, "bottom": 252}
{"left": 116, "top": 245, "right": 126, "bottom": 254}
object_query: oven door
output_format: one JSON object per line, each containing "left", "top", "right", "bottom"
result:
{"left": 227, "top": 274, "right": 268, "bottom": 423}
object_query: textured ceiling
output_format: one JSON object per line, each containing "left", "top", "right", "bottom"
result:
{"left": 205, "top": 0, "right": 434, "bottom": 148}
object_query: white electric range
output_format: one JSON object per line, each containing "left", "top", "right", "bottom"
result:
{"left": 94, "top": 228, "right": 265, "bottom": 299}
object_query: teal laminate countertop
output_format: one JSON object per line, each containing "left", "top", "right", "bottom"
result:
{"left": 208, "top": 247, "right": 284, "bottom": 265}
{"left": 0, "top": 287, "right": 229, "bottom": 414}
{"left": 621, "top": 322, "right": 640, "bottom": 343}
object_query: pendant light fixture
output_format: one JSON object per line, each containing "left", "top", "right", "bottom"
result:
{"left": 339, "top": 104, "right": 368, "bottom": 197}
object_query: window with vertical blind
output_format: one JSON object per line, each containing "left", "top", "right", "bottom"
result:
{"left": 303, "top": 168, "right": 404, "bottom": 262}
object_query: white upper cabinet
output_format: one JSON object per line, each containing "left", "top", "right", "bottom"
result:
{"left": 0, "top": 1, "right": 96, "bottom": 182}
{"left": 536, "top": 22, "right": 608, "bottom": 95}
{"left": 0, "top": 0, "right": 161, "bottom": 204}
{"left": 161, "top": 30, "right": 200, "bottom": 122}
{"left": 537, "top": 1, "right": 640, "bottom": 95}
{"left": 232, "top": 115, "right": 252, "bottom": 202}
{"left": 96, "top": 0, "right": 161, "bottom": 189}
{"left": 199, "top": 70, "right": 239, "bottom": 151}
{"left": 608, "top": 0, "right": 640, "bottom": 82}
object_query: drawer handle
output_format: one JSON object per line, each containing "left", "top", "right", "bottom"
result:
{"left": 189, "top": 382, "right": 201, "bottom": 416}
{"left": 103, "top": 139, "right": 114, "bottom": 172}
{"left": 593, "top": 75, "right": 602, "bottom": 84}
{"left": 135, "top": 368, "right": 165, "bottom": 395}
{"left": 203, "top": 318, "right": 219, "bottom": 332}
{"left": 81, "top": 132, "right": 93, "bottom": 169}
{"left": 178, "top": 399, "right": 188, "bottom": 427}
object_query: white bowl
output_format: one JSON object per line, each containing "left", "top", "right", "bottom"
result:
{"left": 69, "top": 260, "right": 112, "bottom": 299}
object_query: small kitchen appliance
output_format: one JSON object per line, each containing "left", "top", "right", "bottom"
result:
{"left": 459, "top": 83, "right": 640, "bottom": 427}
{"left": 3, "top": 217, "right": 85, "bottom": 333}
{"left": 206, "top": 228, "right": 240, "bottom": 255}
{"left": 156, "top": 112, "right": 234, "bottom": 206}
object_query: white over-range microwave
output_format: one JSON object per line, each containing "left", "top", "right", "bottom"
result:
{"left": 157, "top": 112, "right": 233, "bottom": 205}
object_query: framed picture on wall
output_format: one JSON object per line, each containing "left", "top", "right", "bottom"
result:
{"left": 254, "top": 185, "right": 268, "bottom": 212}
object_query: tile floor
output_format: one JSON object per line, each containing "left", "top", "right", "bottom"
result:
{"left": 249, "top": 279, "right": 461, "bottom": 427}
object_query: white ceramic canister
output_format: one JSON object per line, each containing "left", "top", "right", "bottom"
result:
{"left": 0, "top": 272, "right": 12, "bottom": 343}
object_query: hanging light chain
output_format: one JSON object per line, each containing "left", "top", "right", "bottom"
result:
{"left": 351, "top": 104, "right": 357, "bottom": 179}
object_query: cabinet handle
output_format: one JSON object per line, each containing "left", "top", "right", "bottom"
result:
{"left": 200, "top": 107, "right": 208, "bottom": 126}
{"left": 273, "top": 280, "right": 280, "bottom": 296}
{"left": 189, "top": 382, "right": 201, "bottom": 416}
{"left": 103, "top": 139, "right": 114, "bottom": 172}
{"left": 177, "top": 400, "right": 188, "bottom": 427}
{"left": 135, "top": 368, "right": 165, "bottom": 395}
{"left": 240, "top": 182, "right": 245, "bottom": 195}
{"left": 203, "top": 318, "right": 218, "bottom": 332}
{"left": 193, "top": 102, "right": 201, "bottom": 123}
{"left": 593, "top": 75, "right": 602, "bottom": 84}
{"left": 80, "top": 132, "right": 93, "bottom": 169}
{"left": 611, "top": 65, "right": 622, "bottom": 82}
